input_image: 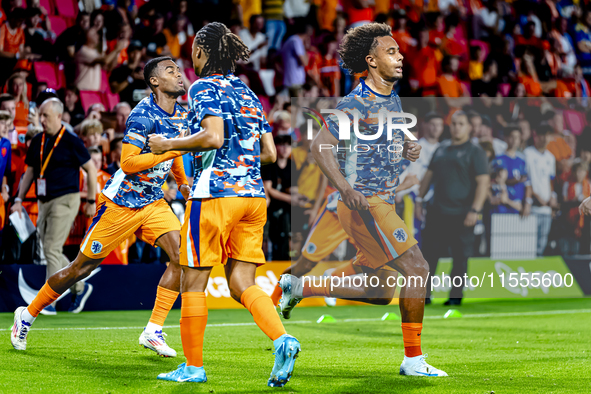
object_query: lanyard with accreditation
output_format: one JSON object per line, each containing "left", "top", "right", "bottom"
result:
{"left": 38, "top": 126, "right": 66, "bottom": 196}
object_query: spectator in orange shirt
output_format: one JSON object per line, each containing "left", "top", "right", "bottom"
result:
{"left": 391, "top": 10, "right": 416, "bottom": 56}
{"left": 438, "top": 60, "right": 462, "bottom": 96}
{"left": 545, "top": 110, "right": 573, "bottom": 169}
{"left": 316, "top": 0, "right": 338, "bottom": 32}
{"left": 5, "top": 72, "right": 28, "bottom": 128}
{"left": 107, "top": 23, "right": 133, "bottom": 67}
{"left": 437, "top": 55, "right": 470, "bottom": 110}
{"left": 0, "top": 8, "right": 30, "bottom": 86}
{"left": 428, "top": 13, "right": 445, "bottom": 46}
{"left": 89, "top": 147, "right": 110, "bottom": 190}
{"left": 555, "top": 64, "right": 591, "bottom": 109}
{"left": 343, "top": 0, "right": 373, "bottom": 28}
{"left": 515, "top": 21, "right": 543, "bottom": 52}
{"left": 541, "top": 39, "right": 561, "bottom": 79}
{"left": 518, "top": 53, "right": 543, "bottom": 97}
{"left": 409, "top": 29, "right": 440, "bottom": 96}
{"left": 318, "top": 35, "right": 340, "bottom": 96}
{"left": 163, "top": 14, "right": 188, "bottom": 59}
{"left": 440, "top": 14, "right": 465, "bottom": 58}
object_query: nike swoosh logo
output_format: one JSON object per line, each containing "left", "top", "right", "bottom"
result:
{"left": 415, "top": 371, "right": 438, "bottom": 376}
{"left": 177, "top": 375, "right": 202, "bottom": 382}
{"left": 18, "top": 267, "right": 102, "bottom": 305}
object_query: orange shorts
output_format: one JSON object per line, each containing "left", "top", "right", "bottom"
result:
{"left": 301, "top": 198, "right": 349, "bottom": 262}
{"left": 338, "top": 195, "right": 417, "bottom": 270}
{"left": 180, "top": 197, "right": 267, "bottom": 267}
{"left": 80, "top": 194, "right": 181, "bottom": 259}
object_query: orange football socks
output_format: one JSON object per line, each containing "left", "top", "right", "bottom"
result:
{"left": 241, "top": 285, "right": 286, "bottom": 341}
{"left": 180, "top": 292, "right": 208, "bottom": 367}
{"left": 27, "top": 283, "right": 60, "bottom": 318}
{"left": 401, "top": 322, "right": 423, "bottom": 357}
{"left": 270, "top": 283, "right": 283, "bottom": 305}
{"left": 149, "top": 286, "right": 179, "bottom": 327}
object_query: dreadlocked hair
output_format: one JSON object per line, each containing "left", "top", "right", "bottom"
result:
{"left": 338, "top": 23, "right": 393, "bottom": 75}
{"left": 194, "top": 22, "right": 250, "bottom": 77}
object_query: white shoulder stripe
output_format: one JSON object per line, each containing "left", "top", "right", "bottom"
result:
{"left": 127, "top": 132, "right": 146, "bottom": 143}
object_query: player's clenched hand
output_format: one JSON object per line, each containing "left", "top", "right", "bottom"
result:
{"left": 179, "top": 184, "right": 191, "bottom": 201}
{"left": 402, "top": 141, "right": 421, "bottom": 162}
{"left": 341, "top": 188, "right": 370, "bottom": 211}
{"left": 148, "top": 134, "right": 171, "bottom": 154}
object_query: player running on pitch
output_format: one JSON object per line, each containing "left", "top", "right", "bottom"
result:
{"left": 148, "top": 22, "right": 300, "bottom": 387}
{"left": 11, "top": 57, "right": 191, "bottom": 358}
{"left": 279, "top": 23, "right": 448, "bottom": 377}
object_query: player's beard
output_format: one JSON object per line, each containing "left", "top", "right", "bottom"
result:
{"left": 386, "top": 72, "right": 403, "bottom": 83}
{"left": 168, "top": 86, "right": 187, "bottom": 98}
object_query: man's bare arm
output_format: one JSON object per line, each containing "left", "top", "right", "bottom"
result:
{"left": 310, "top": 126, "right": 350, "bottom": 194}
{"left": 149, "top": 116, "right": 224, "bottom": 154}
{"left": 260, "top": 132, "right": 277, "bottom": 165}
{"left": 472, "top": 174, "right": 490, "bottom": 212}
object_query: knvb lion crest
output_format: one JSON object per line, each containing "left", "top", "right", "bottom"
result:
{"left": 91, "top": 241, "right": 103, "bottom": 254}
{"left": 393, "top": 228, "right": 407, "bottom": 243}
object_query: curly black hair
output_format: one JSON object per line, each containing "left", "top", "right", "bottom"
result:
{"left": 337, "top": 23, "right": 392, "bottom": 75}
{"left": 194, "top": 22, "right": 250, "bottom": 77}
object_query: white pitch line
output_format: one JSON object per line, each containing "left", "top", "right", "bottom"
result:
{"left": 1, "top": 308, "right": 589, "bottom": 332}
{"left": 342, "top": 308, "right": 591, "bottom": 322}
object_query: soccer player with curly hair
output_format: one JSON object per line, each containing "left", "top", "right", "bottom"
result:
{"left": 279, "top": 23, "right": 448, "bottom": 377}
{"left": 149, "top": 22, "right": 300, "bottom": 387}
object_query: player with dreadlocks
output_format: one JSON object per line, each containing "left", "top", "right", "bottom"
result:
{"left": 278, "top": 23, "right": 449, "bottom": 377}
{"left": 149, "top": 22, "right": 301, "bottom": 387}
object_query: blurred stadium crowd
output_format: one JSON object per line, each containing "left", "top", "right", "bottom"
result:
{"left": 1, "top": 0, "right": 591, "bottom": 264}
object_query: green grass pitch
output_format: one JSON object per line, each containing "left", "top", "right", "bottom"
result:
{"left": 1, "top": 298, "right": 590, "bottom": 393}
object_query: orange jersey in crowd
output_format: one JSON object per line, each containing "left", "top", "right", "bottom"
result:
{"left": 319, "top": 57, "right": 340, "bottom": 96}
{"left": 13, "top": 101, "right": 28, "bottom": 128}
{"left": 437, "top": 74, "right": 463, "bottom": 97}
{"left": 0, "top": 22, "right": 24, "bottom": 54}
{"left": 315, "top": 0, "right": 338, "bottom": 31}
{"left": 408, "top": 46, "right": 440, "bottom": 93}
{"left": 555, "top": 78, "right": 591, "bottom": 98}
{"left": 547, "top": 135, "right": 573, "bottom": 162}
{"left": 519, "top": 75, "right": 542, "bottom": 97}
{"left": 391, "top": 30, "right": 415, "bottom": 55}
